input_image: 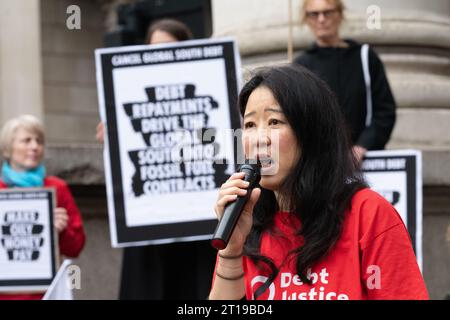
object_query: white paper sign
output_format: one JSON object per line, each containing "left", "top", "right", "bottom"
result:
{"left": 363, "top": 150, "right": 423, "bottom": 270}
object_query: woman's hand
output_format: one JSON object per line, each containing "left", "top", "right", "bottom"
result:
{"left": 54, "top": 207, "right": 69, "bottom": 233}
{"left": 214, "top": 172, "right": 261, "bottom": 256}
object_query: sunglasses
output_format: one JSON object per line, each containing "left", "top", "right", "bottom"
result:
{"left": 305, "top": 8, "right": 339, "bottom": 20}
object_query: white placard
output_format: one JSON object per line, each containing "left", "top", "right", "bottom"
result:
{"left": 96, "top": 38, "right": 242, "bottom": 247}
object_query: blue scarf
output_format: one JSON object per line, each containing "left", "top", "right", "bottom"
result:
{"left": 1, "top": 161, "right": 46, "bottom": 187}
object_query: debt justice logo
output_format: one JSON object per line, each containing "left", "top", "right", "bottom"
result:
{"left": 1, "top": 211, "right": 45, "bottom": 261}
{"left": 124, "top": 83, "right": 227, "bottom": 196}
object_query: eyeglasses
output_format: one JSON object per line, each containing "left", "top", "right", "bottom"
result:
{"left": 305, "top": 8, "right": 339, "bottom": 20}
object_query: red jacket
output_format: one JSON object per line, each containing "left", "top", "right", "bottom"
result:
{"left": 0, "top": 176, "right": 86, "bottom": 300}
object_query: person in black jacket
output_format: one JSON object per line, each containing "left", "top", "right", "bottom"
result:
{"left": 293, "top": 0, "right": 396, "bottom": 161}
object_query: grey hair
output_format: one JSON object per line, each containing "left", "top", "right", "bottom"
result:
{"left": 0, "top": 114, "right": 45, "bottom": 159}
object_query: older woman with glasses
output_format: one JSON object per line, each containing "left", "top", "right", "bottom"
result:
{"left": 294, "top": 0, "right": 396, "bottom": 162}
{"left": 0, "top": 114, "right": 86, "bottom": 300}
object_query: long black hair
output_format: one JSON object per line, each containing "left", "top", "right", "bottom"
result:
{"left": 239, "top": 64, "right": 366, "bottom": 298}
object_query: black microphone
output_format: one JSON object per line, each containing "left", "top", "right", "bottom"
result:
{"left": 211, "top": 159, "right": 261, "bottom": 250}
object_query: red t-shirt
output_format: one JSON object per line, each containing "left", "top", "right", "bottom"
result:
{"left": 241, "top": 188, "right": 428, "bottom": 300}
{"left": 0, "top": 176, "right": 86, "bottom": 300}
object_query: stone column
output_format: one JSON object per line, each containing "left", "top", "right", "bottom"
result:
{"left": 0, "top": 0, "right": 43, "bottom": 125}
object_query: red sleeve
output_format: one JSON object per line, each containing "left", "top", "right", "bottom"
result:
{"left": 55, "top": 181, "right": 86, "bottom": 258}
{"left": 357, "top": 192, "right": 428, "bottom": 300}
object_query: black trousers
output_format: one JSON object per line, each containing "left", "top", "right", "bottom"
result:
{"left": 119, "top": 240, "right": 216, "bottom": 299}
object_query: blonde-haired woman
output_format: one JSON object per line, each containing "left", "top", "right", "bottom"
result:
{"left": 0, "top": 114, "right": 85, "bottom": 300}
{"left": 294, "top": 0, "right": 396, "bottom": 162}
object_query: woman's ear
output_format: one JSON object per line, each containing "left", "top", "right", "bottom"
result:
{"left": 2, "top": 150, "right": 10, "bottom": 160}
